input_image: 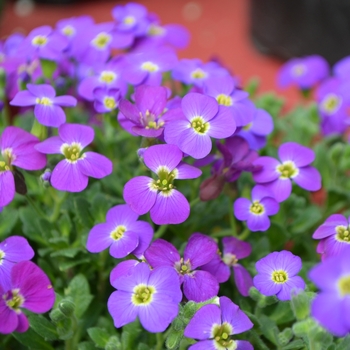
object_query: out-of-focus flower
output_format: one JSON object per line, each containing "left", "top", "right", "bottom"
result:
{"left": 93, "top": 87, "right": 121, "bottom": 113}
{"left": 253, "top": 142, "right": 321, "bottom": 202}
{"left": 123, "top": 144, "right": 201, "bottom": 225}
{"left": 184, "top": 296, "right": 253, "bottom": 350}
{"left": 278, "top": 55, "right": 329, "bottom": 90}
{"left": 0, "top": 126, "right": 46, "bottom": 206}
{"left": 0, "top": 261, "right": 55, "bottom": 334}
{"left": 35, "top": 123, "right": 112, "bottom": 192}
{"left": 10, "top": 84, "right": 77, "bottom": 127}
{"left": 108, "top": 262, "right": 182, "bottom": 333}
{"left": 164, "top": 92, "right": 236, "bottom": 159}
{"left": 309, "top": 249, "right": 350, "bottom": 337}
{"left": 201, "top": 237, "right": 253, "bottom": 296}
{"left": 145, "top": 233, "right": 219, "bottom": 302}
{"left": 254, "top": 250, "right": 305, "bottom": 301}
{"left": 87, "top": 204, "right": 153, "bottom": 259}
{"left": 312, "top": 214, "right": 350, "bottom": 260}
{"left": 204, "top": 76, "right": 255, "bottom": 127}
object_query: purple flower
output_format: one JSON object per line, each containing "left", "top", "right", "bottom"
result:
{"left": 253, "top": 142, "right": 322, "bottom": 202}
{"left": 93, "top": 87, "right": 121, "bottom": 113}
{"left": 316, "top": 77, "right": 350, "bottom": 136}
{"left": 107, "top": 262, "right": 182, "bottom": 333}
{"left": 184, "top": 296, "right": 253, "bottom": 350}
{"left": 0, "top": 261, "right": 55, "bottom": 334}
{"left": 237, "top": 108, "right": 274, "bottom": 150}
{"left": 35, "top": 123, "right": 112, "bottom": 192}
{"left": 309, "top": 249, "right": 350, "bottom": 336}
{"left": 144, "top": 233, "right": 219, "bottom": 302}
{"left": 123, "top": 144, "right": 201, "bottom": 225}
{"left": 0, "top": 126, "right": 46, "bottom": 207}
{"left": 234, "top": 185, "right": 279, "bottom": 232}
{"left": 118, "top": 85, "right": 169, "bottom": 138}
{"left": 204, "top": 76, "right": 255, "bottom": 127}
{"left": 312, "top": 214, "right": 350, "bottom": 260}
{"left": 333, "top": 55, "right": 350, "bottom": 81}
{"left": 17, "top": 25, "right": 68, "bottom": 61}
{"left": 164, "top": 93, "right": 236, "bottom": 159}
{"left": 254, "top": 250, "right": 305, "bottom": 301}
{"left": 77, "top": 58, "right": 127, "bottom": 101}
{"left": 201, "top": 237, "right": 253, "bottom": 296}
{"left": 278, "top": 55, "right": 329, "bottom": 90}
{"left": 10, "top": 84, "right": 77, "bottom": 127}
{"left": 172, "top": 58, "right": 229, "bottom": 88}
{"left": 86, "top": 204, "right": 153, "bottom": 259}
{"left": 0, "top": 236, "right": 34, "bottom": 291}
{"left": 122, "top": 48, "right": 178, "bottom": 86}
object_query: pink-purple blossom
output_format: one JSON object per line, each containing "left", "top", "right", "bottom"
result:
{"left": 35, "top": 123, "right": 112, "bottom": 192}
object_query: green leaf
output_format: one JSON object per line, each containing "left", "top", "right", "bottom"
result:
{"left": 105, "top": 335, "right": 122, "bottom": 350}
{"left": 78, "top": 341, "right": 96, "bottom": 350}
{"left": 50, "top": 247, "right": 81, "bottom": 258}
{"left": 58, "top": 257, "right": 90, "bottom": 270}
{"left": 336, "top": 335, "right": 350, "bottom": 350}
{"left": 0, "top": 207, "right": 18, "bottom": 238}
{"left": 137, "top": 344, "right": 150, "bottom": 350}
{"left": 91, "top": 193, "right": 112, "bottom": 222}
{"left": 258, "top": 315, "right": 279, "bottom": 345}
{"left": 19, "top": 207, "right": 48, "bottom": 245}
{"left": 74, "top": 197, "right": 93, "bottom": 227}
{"left": 269, "top": 302, "right": 295, "bottom": 325}
{"left": 290, "top": 206, "right": 322, "bottom": 235}
{"left": 281, "top": 339, "right": 305, "bottom": 349}
{"left": 290, "top": 291, "right": 315, "bottom": 321}
{"left": 166, "top": 330, "right": 183, "bottom": 349}
{"left": 40, "top": 59, "right": 57, "bottom": 80}
{"left": 29, "top": 314, "right": 58, "bottom": 341}
{"left": 12, "top": 328, "right": 54, "bottom": 350}
{"left": 87, "top": 327, "right": 110, "bottom": 348}
{"left": 65, "top": 274, "right": 93, "bottom": 318}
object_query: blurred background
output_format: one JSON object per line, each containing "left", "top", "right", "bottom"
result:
{"left": 1, "top": 0, "right": 349, "bottom": 106}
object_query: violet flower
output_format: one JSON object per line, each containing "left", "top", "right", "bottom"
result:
{"left": 253, "top": 142, "right": 321, "bottom": 202}
{"left": 333, "top": 55, "right": 350, "bottom": 80}
{"left": 17, "top": 25, "right": 68, "bottom": 61}
{"left": 164, "top": 92, "right": 236, "bottom": 159}
{"left": 93, "top": 87, "right": 121, "bottom": 113}
{"left": 234, "top": 185, "right": 279, "bottom": 232}
{"left": 184, "top": 296, "right": 253, "bottom": 350}
{"left": 118, "top": 85, "right": 169, "bottom": 138}
{"left": 278, "top": 55, "right": 329, "bottom": 90}
{"left": 204, "top": 76, "right": 255, "bottom": 127}
{"left": 309, "top": 248, "right": 350, "bottom": 337}
{"left": 144, "top": 233, "right": 219, "bottom": 302}
{"left": 201, "top": 237, "right": 253, "bottom": 296}
{"left": 10, "top": 84, "right": 77, "bottom": 127}
{"left": 86, "top": 204, "right": 153, "bottom": 259}
{"left": 108, "top": 262, "right": 182, "bottom": 333}
{"left": 254, "top": 250, "right": 305, "bottom": 301}
{"left": 312, "top": 214, "right": 350, "bottom": 260}
{"left": 0, "top": 261, "right": 55, "bottom": 334}
{"left": 123, "top": 144, "right": 201, "bottom": 225}
{"left": 237, "top": 108, "right": 274, "bottom": 150}
{"left": 0, "top": 126, "right": 46, "bottom": 207}
{"left": 35, "top": 123, "right": 112, "bottom": 192}
{"left": 0, "top": 236, "right": 34, "bottom": 291}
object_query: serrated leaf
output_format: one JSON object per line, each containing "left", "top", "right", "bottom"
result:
{"left": 12, "top": 328, "right": 54, "bottom": 350}
{"left": 65, "top": 274, "right": 93, "bottom": 318}
{"left": 29, "top": 314, "right": 58, "bottom": 341}
{"left": 87, "top": 327, "right": 110, "bottom": 348}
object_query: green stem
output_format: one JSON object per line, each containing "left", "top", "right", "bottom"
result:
{"left": 190, "top": 197, "right": 200, "bottom": 208}
{"left": 238, "top": 227, "right": 250, "bottom": 241}
{"left": 228, "top": 200, "right": 237, "bottom": 237}
{"left": 155, "top": 332, "right": 164, "bottom": 350}
{"left": 49, "top": 191, "right": 68, "bottom": 223}
{"left": 211, "top": 228, "right": 235, "bottom": 238}
{"left": 26, "top": 195, "right": 46, "bottom": 218}
{"left": 154, "top": 224, "right": 168, "bottom": 239}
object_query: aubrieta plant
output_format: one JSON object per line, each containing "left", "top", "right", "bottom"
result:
{"left": 1, "top": 2, "right": 350, "bottom": 350}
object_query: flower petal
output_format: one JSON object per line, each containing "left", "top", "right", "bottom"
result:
{"left": 182, "top": 93, "right": 218, "bottom": 122}
{"left": 208, "top": 106, "right": 236, "bottom": 139}
{"left": 109, "top": 230, "right": 139, "bottom": 258}
{"left": 175, "top": 162, "right": 202, "bottom": 179}
{"left": 277, "top": 276, "right": 305, "bottom": 301}
{"left": 34, "top": 104, "right": 66, "bottom": 127}
{"left": 278, "top": 142, "right": 315, "bottom": 167}
{"left": 247, "top": 213, "right": 270, "bottom": 232}
{"left": 144, "top": 239, "right": 180, "bottom": 269}
{"left": 129, "top": 221, "right": 154, "bottom": 258}
{"left": 263, "top": 179, "right": 292, "bottom": 203}
{"left": 253, "top": 274, "right": 281, "bottom": 296}
{"left": 78, "top": 152, "right": 112, "bottom": 179}
{"left": 293, "top": 166, "right": 321, "bottom": 191}
{"left": 106, "top": 204, "right": 139, "bottom": 226}
{"left": 233, "top": 264, "right": 253, "bottom": 297}
{"left": 253, "top": 157, "right": 280, "bottom": 183}
{"left": 233, "top": 198, "right": 251, "bottom": 221}
{"left": 178, "top": 128, "right": 212, "bottom": 159}
{"left": 0, "top": 171, "right": 15, "bottom": 207}
{"left": 10, "top": 90, "right": 36, "bottom": 106}
{"left": 35, "top": 136, "right": 64, "bottom": 154}
{"left": 58, "top": 123, "right": 94, "bottom": 148}
{"left": 86, "top": 222, "right": 115, "bottom": 253}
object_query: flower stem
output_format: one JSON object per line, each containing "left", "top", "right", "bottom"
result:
{"left": 190, "top": 197, "right": 200, "bottom": 208}
{"left": 154, "top": 224, "right": 168, "bottom": 239}
{"left": 155, "top": 332, "right": 164, "bottom": 350}
{"left": 26, "top": 195, "right": 46, "bottom": 218}
{"left": 238, "top": 227, "right": 250, "bottom": 241}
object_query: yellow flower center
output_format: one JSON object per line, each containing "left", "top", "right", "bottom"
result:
{"left": 32, "top": 35, "right": 48, "bottom": 47}
{"left": 0, "top": 250, "right": 5, "bottom": 265}
{"left": 0, "top": 161, "right": 10, "bottom": 172}
{"left": 110, "top": 225, "right": 126, "bottom": 240}
{"left": 36, "top": 97, "right": 52, "bottom": 106}
{"left": 92, "top": 33, "right": 111, "bottom": 49}
{"left": 276, "top": 161, "right": 299, "bottom": 179}
{"left": 123, "top": 16, "right": 135, "bottom": 25}
{"left": 321, "top": 94, "right": 341, "bottom": 115}
{"left": 212, "top": 322, "right": 235, "bottom": 349}
{"left": 132, "top": 284, "right": 155, "bottom": 305}
{"left": 141, "top": 61, "right": 159, "bottom": 72}
{"left": 151, "top": 166, "right": 178, "bottom": 194}
{"left": 249, "top": 200, "right": 264, "bottom": 215}
{"left": 335, "top": 226, "right": 350, "bottom": 243}
{"left": 148, "top": 24, "right": 165, "bottom": 36}
{"left": 191, "top": 68, "right": 206, "bottom": 79}
{"left": 62, "top": 25, "right": 75, "bottom": 37}
{"left": 99, "top": 71, "right": 117, "bottom": 84}
{"left": 4, "top": 289, "right": 25, "bottom": 313}
{"left": 61, "top": 143, "right": 84, "bottom": 163}
{"left": 103, "top": 97, "right": 117, "bottom": 110}
{"left": 338, "top": 275, "right": 350, "bottom": 297}
{"left": 292, "top": 64, "right": 306, "bottom": 77}
{"left": 243, "top": 122, "right": 252, "bottom": 131}
{"left": 216, "top": 94, "right": 232, "bottom": 106}
{"left": 191, "top": 116, "right": 210, "bottom": 135}
{"left": 272, "top": 270, "right": 288, "bottom": 284}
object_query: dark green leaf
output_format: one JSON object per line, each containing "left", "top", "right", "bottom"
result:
{"left": 29, "top": 314, "right": 58, "bottom": 341}
{"left": 87, "top": 327, "right": 110, "bottom": 348}
{"left": 12, "top": 328, "right": 54, "bottom": 350}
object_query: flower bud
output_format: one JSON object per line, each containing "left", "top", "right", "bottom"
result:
{"left": 40, "top": 168, "right": 51, "bottom": 187}
{"left": 58, "top": 299, "right": 75, "bottom": 317}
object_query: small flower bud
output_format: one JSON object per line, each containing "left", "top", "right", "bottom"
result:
{"left": 199, "top": 174, "right": 225, "bottom": 201}
{"left": 58, "top": 299, "right": 75, "bottom": 317}
{"left": 40, "top": 168, "right": 51, "bottom": 187}
{"left": 50, "top": 308, "right": 67, "bottom": 322}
